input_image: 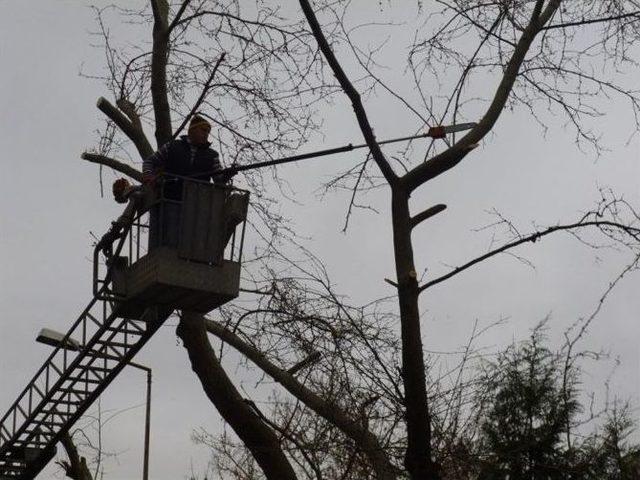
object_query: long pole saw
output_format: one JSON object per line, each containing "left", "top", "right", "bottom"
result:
{"left": 214, "top": 122, "right": 477, "bottom": 177}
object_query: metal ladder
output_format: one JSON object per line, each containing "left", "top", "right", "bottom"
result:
{"left": 0, "top": 209, "right": 172, "bottom": 479}
{"left": 0, "top": 182, "right": 248, "bottom": 479}
{"left": 0, "top": 294, "right": 171, "bottom": 479}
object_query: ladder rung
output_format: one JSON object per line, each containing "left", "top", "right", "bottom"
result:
{"left": 81, "top": 368, "right": 113, "bottom": 373}
{"left": 94, "top": 340, "right": 133, "bottom": 349}
{"left": 24, "top": 439, "right": 50, "bottom": 448}
{"left": 23, "top": 429, "right": 52, "bottom": 437}
{"left": 54, "top": 399, "right": 81, "bottom": 406}
{"left": 40, "top": 407, "right": 71, "bottom": 416}
{"left": 83, "top": 352, "right": 122, "bottom": 362}
{"left": 39, "top": 421, "right": 66, "bottom": 429}
{"left": 67, "top": 376, "right": 101, "bottom": 385}
{"left": 58, "top": 388, "right": 89, "bottom": 396}
{"left": 106, "top": 326, "right": 143, "bottom": 335}
{"left": 37, "top": 413, "right": 70, "bottom": 422}
{"left": 23, "top": 425, "right": 62, "bottom": 436}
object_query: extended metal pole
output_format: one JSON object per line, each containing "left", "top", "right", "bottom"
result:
{"left": 209, "top": 122, "right": 478, "bottom": 178}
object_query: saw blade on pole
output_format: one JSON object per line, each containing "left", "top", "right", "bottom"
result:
{"left": 428, "top": 122, "right": 477, "bottom": 138}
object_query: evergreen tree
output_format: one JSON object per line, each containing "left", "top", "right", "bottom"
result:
{"left": 477, "top": 327, "right": 579, "bottom": 479}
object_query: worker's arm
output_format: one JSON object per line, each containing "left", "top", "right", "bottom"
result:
{"left": 114, "top": 190, "right": 143, "bottom": 227}
{"left": 210, "top": 150, "right": 237, "bottom": 184}
{"left": 142, "top": 142, "right": 170, "bottom": 184}
{"left": 97, "top": 187, "right": 149, "bottom": 259}
{"left": 209, "top": 150, "right": 228, "bottom": 184}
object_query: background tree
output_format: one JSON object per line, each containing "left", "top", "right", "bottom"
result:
{"left": 472, "top": 324, "right": 640, "bottom": 480}
{"left": 587, "top": 406, "right": 640, "bottom": 479}
{"left": 476, "top": 325, "right": 578, "bottom": 479}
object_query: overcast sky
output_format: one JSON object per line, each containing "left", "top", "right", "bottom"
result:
{"left": 1, "top": 2, "right": 639, "bottom": 479}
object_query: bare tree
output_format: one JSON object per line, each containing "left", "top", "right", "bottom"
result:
{"left": 292, "top": 1, "right": 640, "bottom": 478}
{"left": 76, "top": 1, "right": 640, "bottom": 480}
{"left": 80, "top": 1, "right": 338, "bottom": 478}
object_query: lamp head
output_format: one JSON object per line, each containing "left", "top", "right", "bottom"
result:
{"left": 36, "top": 328, "right": 82, "bottom": 351}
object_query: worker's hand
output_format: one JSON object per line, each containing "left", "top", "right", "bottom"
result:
{"left": 216, "top": 169, "right": 237, "bottom": 184}
{"left": 96, "top": 227, "right": 121, "bottom": 259}
{"left": 142, "top": 174, "right": 158, "bottom": 188}
{"left": 427, "top": 126, "right": 446, "bottom": 139}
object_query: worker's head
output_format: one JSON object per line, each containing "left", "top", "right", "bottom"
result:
{"left": 112, "top": 178, "right": 131, "bottom": 204}
{"left": 188, "top": 115, "right": 212, "bottom": 145}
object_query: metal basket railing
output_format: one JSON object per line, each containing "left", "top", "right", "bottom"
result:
{"left": 92, "top": 178, "right": 249, "bottom": 302}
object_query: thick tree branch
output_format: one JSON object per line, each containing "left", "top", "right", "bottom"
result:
{"left": 543, "top": 10, "right": 640, "bottom": 30}
{"left": 167, "top": 0, "right": 194, "bottom": 33}
{"left": 537, "top": 0, "right": 562, "bottom": 28}
{"left": 298, "top": 0, "right": 397, "bottom": 186}
{"left": 58, "top": 432, "right": 93, "bottom": 480}
{"left": 286, "top": 351, "right": 321, "bottom": 375}
{"left": 419, "top": 220, "right": 640, "bottom": 293}
{"left": 204, "top": 318, "right": 399, "bottom": 480}
{"left": 403, "top": 2, "right": 562, "bottom": 192}
{"left": 96, "top": 97, "right": 154, "bottom": 159}
{"left": 177, "top": 312, "right": 297, "bottom": 480}
{"left": 115, "top": 97, "right": 144, "bottom": 132}
{"left": 80, "top": 153, "right": 143, "bottom": 182}
{"left": 150, "top": 0, "right": 172, "bottom": 146}
{"left": 531, "top": 0, "right": 546, "bottom": 24}
{"left": 150, "top": 0, "right": 168, "bottom": 26}
{"left": 390, "top": 189, "right": 437, "bottom": 478}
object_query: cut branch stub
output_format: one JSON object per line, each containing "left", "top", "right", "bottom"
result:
{"left": 411, "top": 204, "right": 447, "bottom": 229}
{"left": 96, "top": 97, "right": 154, "bottom": 160}
{"left": 80, "top": 152, "right": 143, "bottom": 182}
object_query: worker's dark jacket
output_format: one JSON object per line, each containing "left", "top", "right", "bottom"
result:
{"left": 143, "top": 136, "right": 221, "bottom": 200}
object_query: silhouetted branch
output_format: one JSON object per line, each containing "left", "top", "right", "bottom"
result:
{"left": 96, "top": 97, "right": 153, "bottom": 159}
{"left": 80, "top": 153, "right": 143, "bottom": 182}
{"left": 420, "top": 218, "right": 640, "bottom": 293}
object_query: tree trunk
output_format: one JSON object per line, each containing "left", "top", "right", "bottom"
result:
{"left": 391, "top": 188, "right": 439, "bottom": 480}
{"left": 150, "top": 0, "right": 173, "bottom": 146}
{"left": 59, "top": 433, "right": 93, "bottom": 480}
{"left": 177, "top": 312, "right": 298, "bottom": 480}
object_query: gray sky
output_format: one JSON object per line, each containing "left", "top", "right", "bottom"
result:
{"left": 1, "top": 1, "right": 639, "bottom": 479}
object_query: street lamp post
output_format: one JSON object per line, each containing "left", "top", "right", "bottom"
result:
{"left": 36, "top": 328, "right": 152, "bottom": 480}
{"left": 127, "top": 361, "right": 151, "bottom": 480}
